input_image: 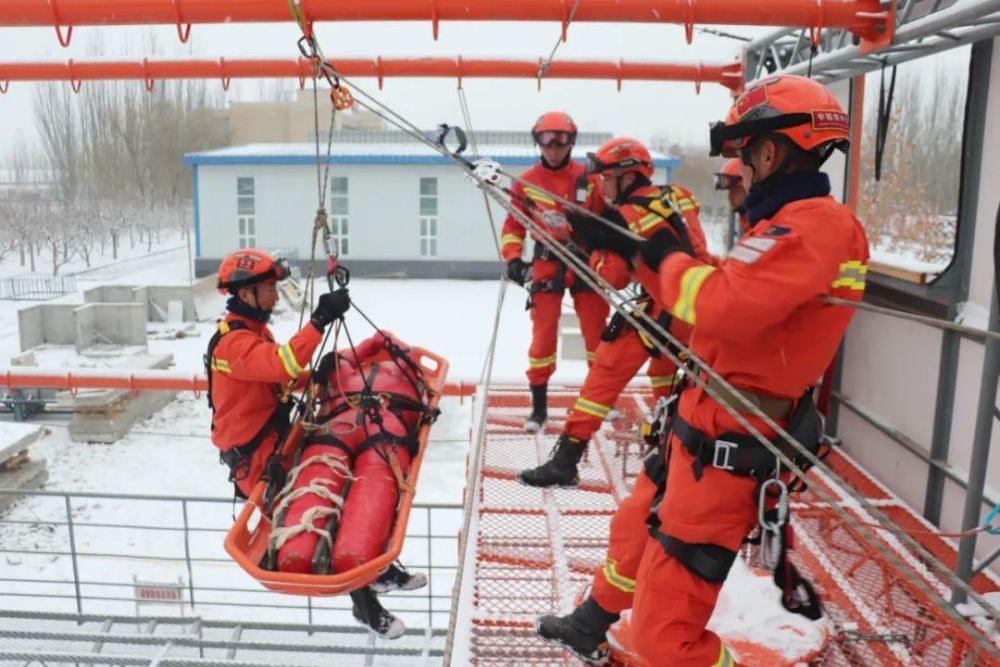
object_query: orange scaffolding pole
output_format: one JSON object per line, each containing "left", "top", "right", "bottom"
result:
{"left": 0, "top": 367, "right": 476, "bottom": 398}
{"left": 0, "top": 0, "right": 893, "bottom": 48}
{"left": 0, "top": 56, "right": 744, "bottom": 93}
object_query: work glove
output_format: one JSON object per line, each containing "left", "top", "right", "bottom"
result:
{"left": 312, "top": 350, "right": 338, "bottom": 384}
{"left": 568, "top": 207, "right": 639, "bottom": 257}
{"left": 310, "top": 287, "right": 351, "bottom": 331}
{"left": 506, "top": 258, "right": 532, "bottom": 286}
{"left": 638, "top": 226, "right": 695, "bottom": 271}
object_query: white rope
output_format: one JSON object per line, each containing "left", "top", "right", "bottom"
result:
{"left": 268, "top": 453, "right": 352, "bottom": 552}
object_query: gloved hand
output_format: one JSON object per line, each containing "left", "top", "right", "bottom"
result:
{"left": 310, "top": 287, "right": 350, "bottom": 331}
{"left": 568, "top": 207, "right": 639, "bottom": 257}
{"left": 312, "top": 350, "right": 338, "bottom": 384}
{"left": 638, "top": 227, "right": 695, "bottom": 271}
{"left": 506, "top": 258, "right": 532, "bottom": 286}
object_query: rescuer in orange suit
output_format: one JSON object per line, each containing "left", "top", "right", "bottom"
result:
{"left": 206, "top": 248, "right": 350, "bottom": 500}
{"left": 501, "top": 112, "right": 610, "bottom": 432}
{"left": 568, "top": 75, "right": 869, "bottom": 667}
{"left": 523, "top": 139, "right": 710, "bottom": 664}
{"left": 518, "top": 137, "right": 709, "bottom": 493}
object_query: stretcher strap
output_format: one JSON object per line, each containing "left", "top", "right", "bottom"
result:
{"left": 269, "top": 503, "right": 342, "bottom": 553}
{"left": 268, "top": 454, "right": 352, "bottom": 553}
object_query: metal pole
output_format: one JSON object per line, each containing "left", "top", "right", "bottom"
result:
{"left": 64, "top": 494, "right": 83, "bottom": 615}
{"left": 181, "top": 501, "right": 196, "bottom": 611}
{"left": 952, "top": 285, "right": 1000, "bottom": 603}
{"left": 426, "top": 507, "right": 434, "bottom": 630}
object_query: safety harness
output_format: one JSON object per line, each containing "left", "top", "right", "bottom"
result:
{"left": 527, "top": 174, "right": 595, "bottom": 299}
{"left": 205, "top": 319, "right": 294, "bottom": 499}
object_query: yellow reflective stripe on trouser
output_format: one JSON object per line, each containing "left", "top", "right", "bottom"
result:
{"left": 712, "top": 645, "right": 736, "bottom": 667}
{"left": 831, "top": 260, "right": 867, "bottom": 290}
{"left": 211, "top": 358, "right": 231, "bottom": 374}
{"left": 649, "top": 375, "right": 677, "bottom": 389}
{"left": 524, "top": 186, "right": 557, "bottom": 207}
{"left": 673, "top": 265, "right": 717, "bottom": 325}
{"left": 529, "top": 354, "right": 557, "bottom": 368}
{"left": 602, "top": 557, "right": 636, "bottom": 593}
{"left": 501, "top": 234, "right": 524, "bottom": 247}
{"left": 574, "top": 397, "right": 611, "bottom": 418}
{"left": 277, "top": 343, "right": 303, "bottom": 378}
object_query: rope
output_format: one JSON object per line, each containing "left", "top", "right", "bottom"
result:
{"left": 287, "top": 35, "right": 1000, "bottom": 645}
{"left": 538, "top": 0, "right": 585, "bottom": 80}
{"left": 442, "top": 279, "right": 509, "bottom": 665}
{"left": 268, "top": 453, "right": 351, "bottom": 553}
{"left": 458, "top": 86, "right": 502, "bottom": 258}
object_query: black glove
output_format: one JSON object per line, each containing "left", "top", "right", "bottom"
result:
{"left": 506, "top": 258, "right": 532, "bottom": 286}
{"left": 638, "top": 227, "right": 695, "bottom": 271}
{"left": 310, "top": 287, "right": 350, "bottom": 330}
{"left": 312, "top": 350, "right": 338, "bottom": 384}
{"left": 568, "top": 207, "right": 639, "bottom": 257}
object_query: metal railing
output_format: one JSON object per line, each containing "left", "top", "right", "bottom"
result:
{"left": 0, "top": 488, "right": 461, "bottom": 631}
{"left": 0, "top": 273, "right": 76, "bottom": 300}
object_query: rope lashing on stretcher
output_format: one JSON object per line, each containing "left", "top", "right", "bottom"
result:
{"left": 267, "top": 453, "right": 352, "bottom": 553}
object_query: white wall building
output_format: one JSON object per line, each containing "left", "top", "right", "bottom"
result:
{"left": 184, "top": 131, "right": 679, "bottom": 279}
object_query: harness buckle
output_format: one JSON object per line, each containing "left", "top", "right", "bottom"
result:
{"left": 712, "top": 439, "right": 738, "bottom": 471}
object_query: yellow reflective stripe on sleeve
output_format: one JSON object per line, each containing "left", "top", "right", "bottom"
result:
{"left": 602, "top": 557, "right": 636, "bottom": 593}
{"left": 831, "top": 260, "right": 867, "bottom": 290}
{"left": 501, "top": 233, "right": 524, "bottom": 247}
{"left": 636, "top": 212, "right": 663, "bottom": 234}
{"left": 523, "top": 185, "right": 557, "bottom": 207}
{"left": 528, "top": 354, "right": 557, "bottom": 368}
{"left": 649, "top": 375, "right": 678, "bottom": 389}
{"left": 218, "top": 321, "right": 231, "bottom": 334}
{"left": 211, "top": 358, "right": 231, "bottom": 374}
{"left": 672, "top": 265, "right": 717, "bottom": 325}
{"left": 573, "top": 397, "right": 611, "bottom": 418}
{"left": 277, "top": 343, "right": 303, "bottom": 378}
{"left": 712, "top": 645, "right": 736, "bottom": 667}
{"left": 586, "top": 350, "right": 597, "bottom": 362}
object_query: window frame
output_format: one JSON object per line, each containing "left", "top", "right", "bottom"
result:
{"left": 419, "top": 177, "right": 439, "bottom": 258}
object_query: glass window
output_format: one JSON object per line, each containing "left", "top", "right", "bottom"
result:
{"left": 238, "top": 197, "right": 255, "bottom": 215}
{"left": 330, "top": 197, "right": 349, "bottom": 216}
{"left": 857, "top": 46, "right": 970, "bottom": 280}
{"left": 330, "top": 177, "right": 348, "bottom": 195}
{"left": 237, "top": 177, "right": 255, "bottom": 196}
{"left": 420, "top": 177, "right": 437, "bottom": 196}
{"left": 420, "top": 197, "right": 437, "bottom": 216}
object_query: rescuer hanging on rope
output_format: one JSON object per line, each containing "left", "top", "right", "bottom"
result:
{"left": 576, "top": 74, "right": 869, "bottom": 667}
{"left": 206, "top": 248, "right": 350, "bottom": 500}
{"left": 517, "top": 137, "right": 710, "bottom": 491}
{"left": 501, "top": 112, "right": 610, "bottom": 432}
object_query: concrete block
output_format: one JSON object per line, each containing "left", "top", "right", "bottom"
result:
{"left": 16, "top": 306, "right": 43, "bottom": 351}
{"left": 0, "top": 459, "right": 49, "bottom": 514}
{"left": 42, "top": 305, "right": 80, "bottom": 345}
{"left": 147, "top": 286, "right": 196, "bottom": 322}
{"left": 8, "top": 350, "right": 36, "bottom": 367}
{"left": 74, "top": 304, "right": 98, "bottom": 351}
{"left": 56, "top": 353, "right": 178, "bottom": 443}
{"left": 0, "top": 423, "right": 46, "bottom": 464}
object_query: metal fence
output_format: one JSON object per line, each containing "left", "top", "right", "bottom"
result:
{"left": 0, "top": 273, "right": 76, "bottom": 300}
{"left": 0, "top": 489, "right": 461, "bottom": 633}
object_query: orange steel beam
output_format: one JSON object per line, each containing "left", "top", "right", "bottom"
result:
{"left": 0, "top": 57, "right": 744, "bottom": 93}
{"left": 0, "top": 367, "right": 476, "bottom": 397}
{"left": 0, "top": 0, "right": 893, "bottom": 47}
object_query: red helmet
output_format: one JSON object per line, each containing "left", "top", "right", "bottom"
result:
{"left": 714, "top": 158, "right": 744, "bottom": 191}
{"left": 532, "top": 111, "right": 577, "bottom": 147}
{"left": 709, "top": 75, "right": 850, "bottom": 160}
{"left": 586, "top": 137, "right": 654, "bottom": 180}
{"left": 217, "top": 249, "right": 290, "bottom": 294}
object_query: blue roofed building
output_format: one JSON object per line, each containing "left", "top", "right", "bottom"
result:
{"left": 183, "top": 130, "right": 681, "bottom": 278}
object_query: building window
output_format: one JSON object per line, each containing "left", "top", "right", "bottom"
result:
{"left": 329, "top": 176, "right": 349, "bottom": 256}
{"left": 237, "top": 177, "right": 255, "bottom": 248}
{"left": 420, "top": 177, "right": 438, "bottom": 257}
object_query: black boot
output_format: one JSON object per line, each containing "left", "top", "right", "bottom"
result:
{"left": 350, "top": 587, "right": 406, "bottom": 639}
{"left": 524, "top": 383, "right": 548, "bottom": 433}
{"left": 517, "top": 434, "right": 586, "bottom": 488}
{"left": 535, "top": 596, "right": 620, "bottom": 665}
{"left": 371, "top": 561, "right": 428, "bottom": 594}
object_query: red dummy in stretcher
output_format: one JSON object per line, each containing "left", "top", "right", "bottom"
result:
{"left": 262, "top": 331, "right": 433, "bottom": 576}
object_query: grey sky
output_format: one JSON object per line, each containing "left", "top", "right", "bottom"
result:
{"left": 0, "top": 21, "right": 764, "bottom": 158}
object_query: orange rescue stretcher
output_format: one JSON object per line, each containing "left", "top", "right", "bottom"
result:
{"left": 224, "top": 344, "right": 448, "bottom": 596}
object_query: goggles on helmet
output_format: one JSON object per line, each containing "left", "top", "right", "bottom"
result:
{"left": 714, "top": 173, "right": 742, "bottom": 191}
{"left": 585, "top": 152, "right": 650, "bottom": 177}
{"left": 535, "top": 130, "right": 573, "bottom": 147}
{"left": 709, "top": 113, "right": 813, "bottom": 157}
{"left": 268, "top": 258, "right": 291, "bottom": 282}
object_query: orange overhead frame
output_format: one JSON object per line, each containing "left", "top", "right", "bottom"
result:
{"left": 0, "top": 0, "right": 893, "bottom": 48}
{"left": 0, "top": 57, "right": 744, "bottom": 93}
{"left": 0, "top": 367, "right": 476, "bottom": 397}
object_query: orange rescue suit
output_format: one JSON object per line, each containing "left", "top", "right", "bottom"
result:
{"left": 629, "top": 194, "right": 869, "bottom": 667}
{"left": 500, "top": 160, "right": 609, "bottom": 383}
{"left": 574, "top": 183, "right": 712, "bottom": 616}
{"left": 209, "top": 314, "right": 323, "bottom": 497}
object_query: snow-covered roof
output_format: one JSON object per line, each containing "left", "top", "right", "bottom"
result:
{"left": 182, "top": 142, "right": 680, "bottom": 168}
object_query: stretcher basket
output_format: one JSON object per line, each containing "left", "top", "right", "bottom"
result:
{"left": 223, "top": 345, "right": 449, "bottom": 596}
